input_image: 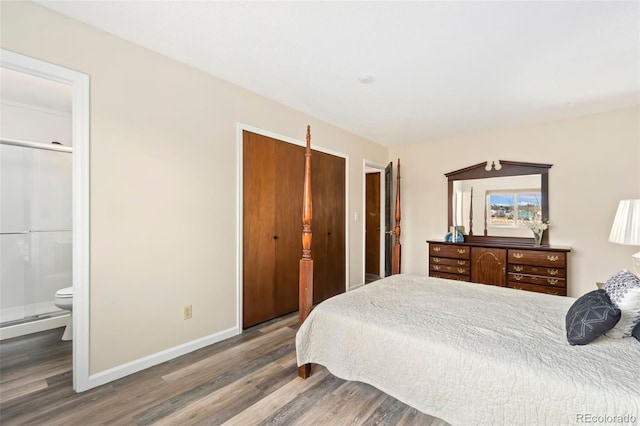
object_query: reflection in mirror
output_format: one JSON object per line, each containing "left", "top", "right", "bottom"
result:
{"left": 455, "top": 175, "right": 542, "bottom": 238}
{"left": 446, "top": 160, "right": 552, "bottom": 246}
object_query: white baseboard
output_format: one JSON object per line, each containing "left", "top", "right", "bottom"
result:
{"left": 85, "top": 326, "right": 240, "bottom": 390}
{"left": 0, "top": 314, "right": 69, "bottom": 341}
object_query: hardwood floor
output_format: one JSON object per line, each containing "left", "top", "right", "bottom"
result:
{"left": 364, "top": 273, "right": 380, "bottom": 284}
{"left": 0, "top": 315, "right": 449, "bottom": 425}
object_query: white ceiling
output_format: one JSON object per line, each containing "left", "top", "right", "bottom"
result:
{"left": 36, "top": 1, "right": 640, "bottom": 147}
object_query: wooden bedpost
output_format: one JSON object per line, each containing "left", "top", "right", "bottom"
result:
{"left": 392, "top": 159, "right": 402, "bottom": 275}
{"left": 469, "top": 186, "right": 474, "bottom": 236}
{"left": 298, "top": 125, "right": 313, "bottom": 379}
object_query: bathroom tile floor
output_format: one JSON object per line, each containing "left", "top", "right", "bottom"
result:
{"left": 0, "top": 314, "right": 448, "bottom": 425}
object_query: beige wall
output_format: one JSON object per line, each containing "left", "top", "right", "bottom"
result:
{"left": 390, "top": 108, "right": 640, "bottom": 297}
{"left": 3, "top": 1, "right": 638, "bottom": 378}
{"left": 1, "top": 2, "right": 387, "bottom": 373}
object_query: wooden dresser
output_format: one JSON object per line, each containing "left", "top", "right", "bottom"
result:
{"left": 427, "top": 241, "right": 570, "bottom": 296}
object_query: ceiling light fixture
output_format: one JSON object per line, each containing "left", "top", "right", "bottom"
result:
{"left": 358, "top": 74, "right": 374, "bottom": 84}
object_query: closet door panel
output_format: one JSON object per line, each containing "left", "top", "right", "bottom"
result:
{"left": 325, "top": 152, "right": 346, "bottom": 298}
{"left": 312, "top": 151, "right": 346, "bottom": 303}
{"left": 242, "top": 132, "right": 277, "bottom": 328}
{"left": 274, "top": 142, "right": 304, "bottom": 315}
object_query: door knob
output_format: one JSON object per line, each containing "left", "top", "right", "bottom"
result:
{"left": 385, "top": 231, "right": 394, "bottom": 235}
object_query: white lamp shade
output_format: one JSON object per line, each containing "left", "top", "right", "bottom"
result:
{"left": 609, "top": 199, "right": 640, "bottom": 245}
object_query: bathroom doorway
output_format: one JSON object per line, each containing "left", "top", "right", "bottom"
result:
{"left": 0, "top": 69, "right": 73, "bottom": 333}
{"left": 0, "top": 50, "right": 90, "bottom": 391}
{"left": 363, "top": 161, "right": 391, "bottom": 283}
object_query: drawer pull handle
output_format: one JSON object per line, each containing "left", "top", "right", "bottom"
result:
{"left": 548, "top": 269, "right": 559, "bottom": 275}
{"left": 548, "top": 278, "right": 558, "bottom": 285}
{"left": 513, "top": 286, "right": 523, "bottom": 290}
{"left": 433, "top": 258, "right": 440, "bottom": 263}
{"left": 547, "top": 255, "right": 559, "bottom": 262}
{"left": 513, "top": 274, "right": 523, "bottom": 281}
{"left": 513, "top": 266, "right": 523, "bottom": 272}
{"left": 457, "top": 260, "right": 465, "bottom": 265}
{"left": 513, "top": 253, "right": 524, "bottom": 259}
{"left": 457, "top": 249, "right": 466, "bottom": 254}
{"left": 550, "top": 291, "right": 559, "bottom": 295}
{"left": 457, "top": 268, "right": 465, "bottom": 273}
{"left": 433, "top": 265, "right": 441, "bottom": 271}
{"left": 433, "top": 247, "right": 441, "bottom": 252}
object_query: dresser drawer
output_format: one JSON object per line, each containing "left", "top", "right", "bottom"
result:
{"left": 508, "top": 273, "right": 565, "bottom": 287}
{"left": 507, "top": 264, "right": 566, "bottom": 278}
{"left": 508, "top": 282, "right": 567, "bottom": 296}
{"left": 430, "top": 257, "right": 470, "bottom": 267}
{"left": 430, "top": 264, "right": 470, "bottom": 275}
{"left": 430, "top": 271, "right": 471, "bottom": 282}
{"left": 508, "top": 249, "right": 566, "bottom": 267}
{"left": 429, "top": 244, "right": 470, "bottom": 259}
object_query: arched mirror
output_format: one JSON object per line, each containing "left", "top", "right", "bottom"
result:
{"left": 446, "top": 160, "right": 552, "bottom": 246}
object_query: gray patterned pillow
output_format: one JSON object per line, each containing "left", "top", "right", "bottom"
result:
{"left": 566, "top": 290, "right": 621, "bottom": 346}
{"left": 603, "top": 270, "right": 640, "bottom": 338}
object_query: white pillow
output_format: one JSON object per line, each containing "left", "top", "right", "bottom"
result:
{"left": 604, "top": 270, "right": 640, "bottom": 338}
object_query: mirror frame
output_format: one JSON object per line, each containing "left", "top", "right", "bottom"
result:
{"left": 446, "top": 160, "right": 553, "bottom": 246}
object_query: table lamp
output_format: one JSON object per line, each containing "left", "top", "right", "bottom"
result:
{"left": 609, "top": 199, "right": 640, "bottom": 275}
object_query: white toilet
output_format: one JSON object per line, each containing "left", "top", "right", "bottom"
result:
{"left": 54, "top": 287, "right": 73, "bottom": 341}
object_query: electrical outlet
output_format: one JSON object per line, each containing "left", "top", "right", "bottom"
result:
{"left": 183, "top": 305, "right": 192, "bottom": 320}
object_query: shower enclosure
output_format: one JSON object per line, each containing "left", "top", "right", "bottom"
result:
{"left": 0, "top": 138, "right": 72, "bottom": 327}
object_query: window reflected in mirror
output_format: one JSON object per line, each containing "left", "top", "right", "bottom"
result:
{"left": 487, "top": 191, "right": 542, "bottom": 227}
{"left": 455, "top": 174, "right": 541, "bottom": 238}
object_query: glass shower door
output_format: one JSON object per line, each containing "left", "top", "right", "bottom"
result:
{"left": 0, "top": 143, "right": 72, "bottom": 326}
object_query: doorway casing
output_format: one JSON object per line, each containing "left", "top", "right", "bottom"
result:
{"left": 362, "top": 160, "right": 388, "bottom": 283}
{"left": 1, "top": 49, "right": 91, "bottom": 392}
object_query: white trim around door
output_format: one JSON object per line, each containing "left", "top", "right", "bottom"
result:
{"left": 362, "top": 160, "right": 388, "bottom": 282}
{"left": 1, "top": 49, "right": 91, "bottom": 392}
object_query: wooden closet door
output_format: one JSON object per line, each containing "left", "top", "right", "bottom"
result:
{"left": 274, "top": 142, "right": 304, "bottom": 315}
{"left": 243, "top": 132, "right": 277, "bottom": 328}
{"left": 243, "top": 131, "right": 346, "bottom": 326}
{"left": 312, "top": 151, "right": 346, "bottom": 303}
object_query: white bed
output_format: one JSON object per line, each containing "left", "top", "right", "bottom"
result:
{"left": 296, "top": 274, "right": 640, "bottom": 425}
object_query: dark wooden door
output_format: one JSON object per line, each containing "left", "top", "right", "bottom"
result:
{"left": 471, "top": 247, "right": 507, "bottom": 286}
{"left": 243, "top": 131, "right": 346, "bottom": 327}
{"left": 384, "top": 162, "right": 393, "bottom": 277}
{"left": 365, "top": 172, "right": 380, "bottom": 275}
{"left": 274, "top": 141, "right": 304, "bottom": 315}
{"left": 312, "top": 150, "right": 346, "bottom": 304}
{"left": 243, "top": 132, "right": 277, "bottom": 328}
{"left": 243, "top": 132, "right": 304, "bottom": 328}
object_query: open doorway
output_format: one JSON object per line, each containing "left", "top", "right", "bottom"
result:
{"left": 0, "top": 50, "right": 90, "bottom": 391}
{"left": 363, "top": 161, "right": 392, "bottom": 284}
{"left": 365, "top": 170, "right": 381, "bottom": 283}
{"left": 1, "top": 69, "right": 73, "bottom": 335}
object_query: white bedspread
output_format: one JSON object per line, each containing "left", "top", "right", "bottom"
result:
{"left": 296, "top": 275, "right": 640, "bottom": 425}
